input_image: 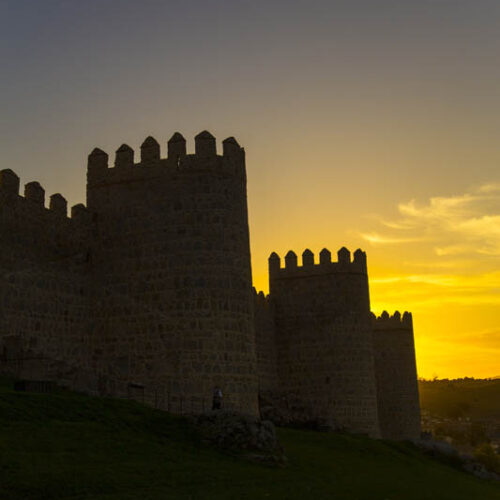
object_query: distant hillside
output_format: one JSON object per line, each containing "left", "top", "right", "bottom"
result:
{"left": 0, "top": 379, "right": 498, "bottom": 500}
{"left": 419, "top": 378, "right": 500, "bottom": 419}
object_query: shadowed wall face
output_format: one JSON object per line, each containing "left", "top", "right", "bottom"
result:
{"left": 0, "top": 169, "right": 93, "bottom": 388}
{"left": 253, "top": 291, "right": 279, "bottom": 399}
{"left": 0, "top": 132, "right": 258, "bottom": 414}
{"left": 268, "top": 249, "right": 380, "bottom": 437}
{"left": 373, "top": 312, "right": 421, "bottom": 440}
{"left": 86, "top": 133, "right": 258, "bottom": 414}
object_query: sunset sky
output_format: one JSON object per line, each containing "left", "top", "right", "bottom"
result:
{"left": 1, "top": 0, "right": 499, "bottom": 379}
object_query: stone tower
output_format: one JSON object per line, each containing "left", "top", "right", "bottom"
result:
{"left": 267, "top": 247, "right": 380, "bottom": 437}
{"left": 85, "top": 131, "right": 258, "bottom": 414}
{"left": 373, "top": 311, "right": 421, "bottom": 440}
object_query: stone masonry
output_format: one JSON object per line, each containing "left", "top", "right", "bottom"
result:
{"left": 0, "top": 131, "right": 420, "bottom": 439}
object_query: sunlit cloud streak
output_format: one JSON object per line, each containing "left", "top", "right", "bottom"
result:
{"left": 359, "top": 232, "right": 423, "bottom": 245}
{"left": 402, "top": 259, "right": 473, "bottom": 269}
{"left": 361, "top": 183, "right": 500, "bottom": 256}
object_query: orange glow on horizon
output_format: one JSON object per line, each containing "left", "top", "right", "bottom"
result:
{"left": 250, "top": 182, "right": 500, "bottom": 380}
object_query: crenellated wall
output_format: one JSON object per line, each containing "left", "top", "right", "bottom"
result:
{"left": 85, "top": 131, "right": 257, "bottom": 414}
{"left": 0, "top": 132, "right": 256, "bottom": 413}
{"left": 372, "top": 311, "right": 421, "bottom": 440}
{"left": 0, "top": 169, "right": 91, "bottom": 271}
{"left": 0, "top": 169, "right": 94, "bottom": 389}
{"left": 86, "top": 133, "right": 245, "bottom": 208}
{"left": 267, "top": 247, "right": 380, "bottom": 437}
{"left": 0, "top": 131, "right": 420, "bottom": 438}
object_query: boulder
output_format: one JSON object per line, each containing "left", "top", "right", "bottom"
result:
{"left": 194, "top": 410, "right": 278, "bottom": 452}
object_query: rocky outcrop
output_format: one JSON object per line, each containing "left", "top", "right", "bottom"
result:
{"left": 194, "top": 411, "right": 277, "bottom": 451}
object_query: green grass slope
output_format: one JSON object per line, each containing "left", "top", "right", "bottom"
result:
{"left": 0, "top": 379, "right": 498, "bottom": 500}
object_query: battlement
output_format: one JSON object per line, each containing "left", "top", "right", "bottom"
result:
{"left": 0, "top": 169, "right": 90, "bottom": 224}
{"left": 268, "top": 247, "right": 367, "bottom": 278}
{"left": 87, "top": 131, "right": 246, "bottom": 190}
{"left": 252, "top": 287, "right": 270, "bottom": 307}
{"left": 372, "top": 311, "right": 413, "bottom": 329}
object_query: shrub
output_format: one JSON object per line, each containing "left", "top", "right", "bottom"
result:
{"left": 473, "top": 443, "right": 500, "bottom": 474}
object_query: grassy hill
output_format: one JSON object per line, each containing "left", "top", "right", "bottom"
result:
{"left": 0, "top": 379, "right": 499, "bottom": 500}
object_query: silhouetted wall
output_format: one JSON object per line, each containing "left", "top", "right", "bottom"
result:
{"left": 267, "top": 247, "right": 380, "bottom": 437}
{"left": 0, "top": 170, "right": 94, "bottom": 388}
{"left": 0, "top": 133, "right": 420, "bottom": 438}
{"left": 373, "top": 311, "right": 421, "bottom": 440}
{"left": 253, "top": 289, "right": 279, "bottom": 398}
{"left": 86, "top": 132, "right": 257, "bottom": 414}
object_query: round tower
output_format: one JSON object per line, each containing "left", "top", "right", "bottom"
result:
{"left": 267, "top": 247, "right": 380, "bottom": 436}
{"left": 86, "top": 131, "right": 257, "bottom": 414}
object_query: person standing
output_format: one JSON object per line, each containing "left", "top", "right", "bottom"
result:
{"left": 212, "top": 386, "right": 223, "bottom": 410}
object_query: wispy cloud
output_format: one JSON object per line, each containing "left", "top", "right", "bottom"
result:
{"left": 371, "top": 274, "right": 457, "bottom": 286}
{"left": 477, "top": 183, "right": 500, "bottom": 194}
{"left": 361, "top": 182, "right": 500, "bottom": 256}
{"left": 363, "top": 183, "right": 500, "bottom": 379}
{"left": 434, "top": 245, "right": 475, "bottom": 256}
{"left": 360, "top": 232, "right": 422, "bottom": 245}
{"left": 402, "top": 259, "right": 472, "bottom": 269}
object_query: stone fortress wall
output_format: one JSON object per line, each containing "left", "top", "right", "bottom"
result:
{"left": 0, "top": 169, "right": 94, "bottom": 389}
{"left": 266, "top": 247, "right": 380, "bottom": 437}
{"left": 0, "top": 131, "right": 420, "bottom": 439}
{"left": 253, "top": 289, "right": 278, "bottom": 399}
{"left": 85, "top": 132, "right": 257, "bottom": 414}
{"left": 372, "top": 311, "right": 421, "bottom": 440}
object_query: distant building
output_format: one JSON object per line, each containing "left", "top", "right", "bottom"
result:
{"left": 0, "top": 131, "right": 420, "bottom": 439}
